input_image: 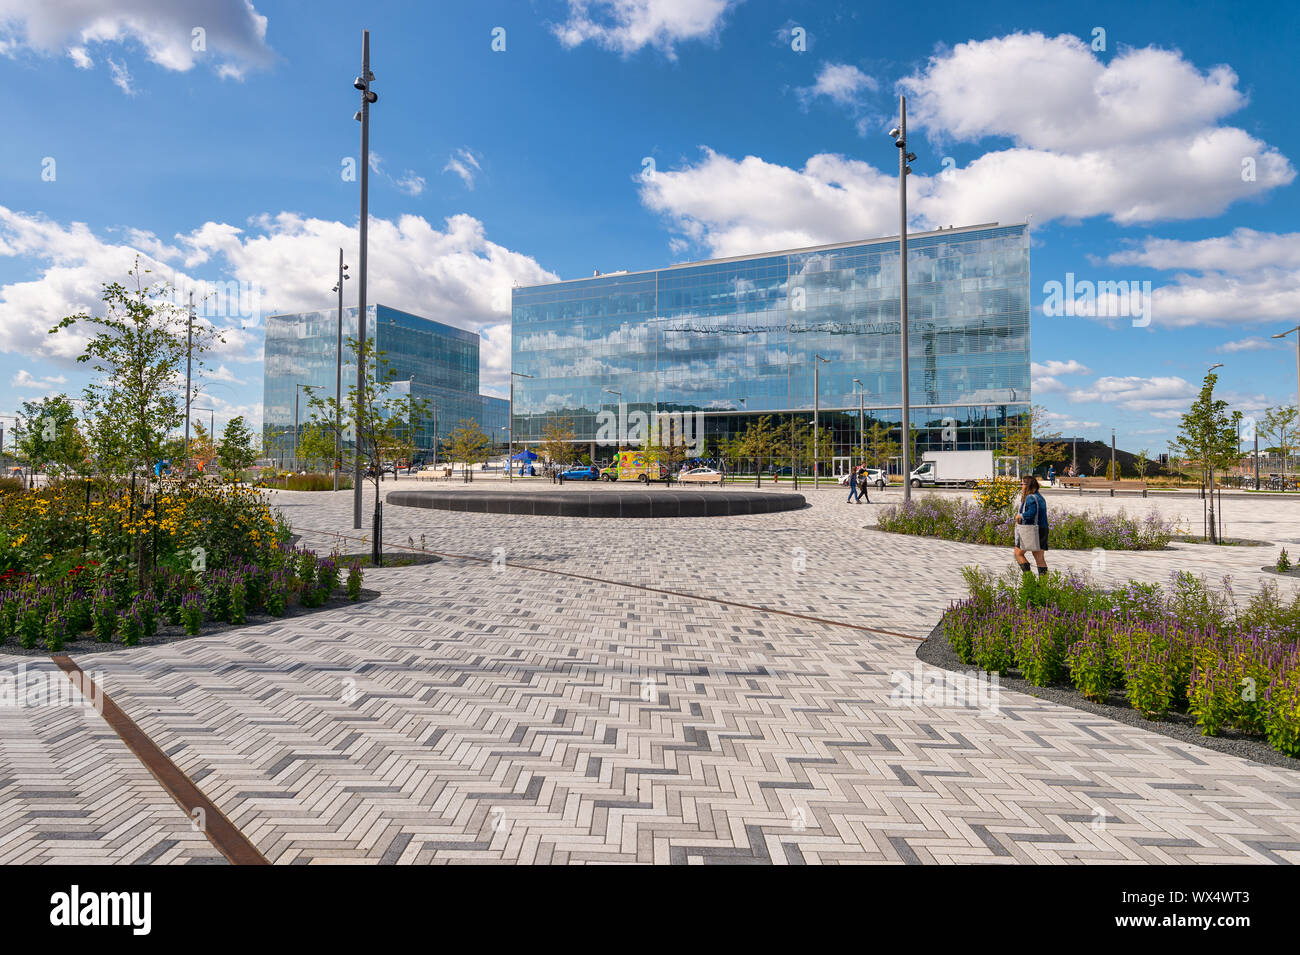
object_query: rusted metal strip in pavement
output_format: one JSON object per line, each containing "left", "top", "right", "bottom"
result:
{"left": 50, "top": 655, "right": 270, "bottom": 866}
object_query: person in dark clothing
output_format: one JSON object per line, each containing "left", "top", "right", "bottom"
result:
{"left": 1013, "top": 475, "right": 1049, "bottom": 576}
{"left": 846, "top": 466, "right": 861, "bottom": 503}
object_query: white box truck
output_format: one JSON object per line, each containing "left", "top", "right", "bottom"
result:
{"left": 908, "top": 450, "right": 995, "bottom": 488}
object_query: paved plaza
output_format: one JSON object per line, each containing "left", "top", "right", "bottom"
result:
{"left": 3, "top": 483, "right": 1300, "bottom": 864}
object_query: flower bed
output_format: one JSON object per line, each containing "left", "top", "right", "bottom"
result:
{"left": 0, "top": 544, "right": 365, "bottom": 652}
{"left": 875, "top": 494, "right": 1176, "bottom": 550}
{"left": 941, "top": 568, "right": 1300, "bottom": 757}
{"left": 0, "top": 477, "right": 363, "bottom": 651}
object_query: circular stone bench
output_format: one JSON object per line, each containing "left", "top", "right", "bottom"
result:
{"left": 386, "top": 487, "right": 807, "bottom": 518}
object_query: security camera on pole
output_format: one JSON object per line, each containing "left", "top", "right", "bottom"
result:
{"left": 352, "top": 30, "right": 378, "bottom": 530}
{"left": 889, "top": 98, "right": 916, "bottom": 501}
{"left": 332, "top": 249, "right": 349, "bottom": 491}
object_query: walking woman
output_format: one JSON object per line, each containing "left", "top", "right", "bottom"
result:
{"left": 1013, "top": 475, "right": 1049, "bottom": 577}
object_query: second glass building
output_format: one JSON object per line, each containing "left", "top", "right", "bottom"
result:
{"left": 510, "top": 221, "right": 1030, "bottom": 471}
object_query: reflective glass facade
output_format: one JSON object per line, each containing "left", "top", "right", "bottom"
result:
{"left": 263, "top": 304, "right": 505, "bottom": 464}
{"left": 511, "top": 222, "right": 1030, "bottom": 462}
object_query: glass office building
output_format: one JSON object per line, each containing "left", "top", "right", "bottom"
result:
{"left": 263, "top": 303, "right": 508, "bottom": 465}
{"left": 510, "top": 222, "right": 1030, "bottom": 470}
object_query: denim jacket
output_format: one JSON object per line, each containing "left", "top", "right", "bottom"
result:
{"left": 1019, "top": 492, "right": 1049, "bottom": 529}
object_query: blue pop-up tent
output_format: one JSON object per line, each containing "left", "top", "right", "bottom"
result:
{"left": 511, "top": 449, "right": 538, "bottom": 461}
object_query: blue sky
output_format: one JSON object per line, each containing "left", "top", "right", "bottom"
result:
{"left": 1, "top": 0, "right": 1298, "bottom": 454}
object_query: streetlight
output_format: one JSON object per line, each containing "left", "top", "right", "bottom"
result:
{"left": 292, "top": 384, "right": 312, "bottom": 471}
{"left": 331, "top": 249, "right": 350, "bottom": 491}
{"left": 184, "top": 291, "right": 195, "bottom": 475}
{"left": 890, "top": 96, "right": 917, "bottom": 502}
{"left": 509, "top": 371, "right": 534, "bottom": 483}
{"left": 853, "top": 378, "right": 865, "bottom": 469}
{"left": 352, "top": 28, "right": 378, "bottom": 530}
{"left": 813, "top": 354, "right": 829, "bottom": 486}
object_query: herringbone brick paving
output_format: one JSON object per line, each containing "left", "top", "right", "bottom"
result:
{"left": 2, "top": 484, "right": 1298, "bottom": 863}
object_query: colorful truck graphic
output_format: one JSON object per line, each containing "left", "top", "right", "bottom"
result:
{"left": 601, "top": 450, "right": 667, "bottom": 483}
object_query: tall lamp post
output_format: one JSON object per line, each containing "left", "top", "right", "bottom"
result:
{"left": 890, "top": 96, "right": 917, "bottom": 502}
{"left": 509, "top": 371, "right": 534, "bottom": 482}
{"left": 352, "top": 29, "right": 378, "bottom": 529}
{"left": 184, "top": 291, "right": 195, "bottom": 475}
{"left": 331, "top": 249, "right": 350, "bottom": 491}
{"left": 813, "top": 354, "right": 829, "bottom": 486}
{"left": 853, "top": 378, "right": 865, "bottom": 468}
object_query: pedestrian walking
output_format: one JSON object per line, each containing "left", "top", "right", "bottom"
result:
{"left": 859, "top": 465, "right": 870, "bottom": 503}
{"left": 1012, "top": 475, "right": 1049, "bottom": 577}
{"left": 1047, "top": 464, "right": 1055, "bottom": 486}
{"left": 846, "top": 466, "right": 861, "bottom": 503}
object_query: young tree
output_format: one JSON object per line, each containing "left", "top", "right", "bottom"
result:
{"left": 446, "top": 419, "right": 492, "bottom": 479}
{"left": 1135, "top": 449, "right": 1151, "bottom": 481}
{"left": 12, "top": 395, "right": 87, "bottom": 479}
{"left": 1000, "top": 405, "right": 1066, "bottom": 473}
{"left": 738, "top": 414, "right": 781, "bottom": 482}
{"left": 1261, "top": 405, "right": 1297, "bottom": 477}
{"left": 645, "top": 414, "right": 690, "bottom": 479}
{"left": 302, "top": 336, "right": 429, "bottom": 559}
{"left": 540, "top": 417, "right": 577, "bottom": 469}
{"left": 217, "top": 415, "right": 257, "bottom": 477}
{"left": 189, "top": 420, "right": 217, "bottom": 473}
{"left": 1088, "top": 456, "right": 1103, "bottom": 476}
{"left": 51, "top": 261, "right": 220, "bottom": 476}
{"left": 1172, "top": 372, "right": 1239, "bottom": 543}
{"left": 860, "top": 420, "right": 900, "bottom": 471}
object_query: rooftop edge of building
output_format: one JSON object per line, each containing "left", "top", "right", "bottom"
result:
{"left": 264, "top": 302, "right": 479, "bottom": 345}
{"left": 513, "top": 221, "right": 1025, "bottom": 292}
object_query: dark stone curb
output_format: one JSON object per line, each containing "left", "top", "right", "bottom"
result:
{"left": 916, "top": 619, "right": 1299, "bottom": 770}
{"left": 387, "top": 487, "right": 807, "bottom": 518}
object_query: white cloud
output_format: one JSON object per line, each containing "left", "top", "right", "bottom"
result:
{"left": 443, "top": 148, "right": 482, "bottom": 190}
{"left": 1041, "top": 410, "right": 1100, "bottom": 431}
{"left": 551, "top": 0, "right": 740, "bottom": 57}
{"left": 640, "top": 34, "right": 1293, "bottom": 258}
{"left": 0, "top": 204, "right": 558, "bottom": 398}
{"left": 1109, "top": 227, "right": 1300, "bottom": 272}
{"left": 107, "top": 57, "right": 135, "bottom": 95}
{"left": 1105, "top": 229, "right": 1300, "bottom": 328}
{"left": 369, "top": 153, "right": 427, "bottom": 197}
{"left": 0, "top": 0, "right": 273, "bottom": 80}
{"left": 901, "top": 33, "right": 1243, "bottom": 152}
{"left": 1219, "top": 337, "right": 1276, "bottom": 353}
{"left": 66, "top": 45, "right": 91, "bottom": 69}
{"left": 1032, "top": 359, "right": 1090, "bottom": 377}
{"left": 798, "top": 62, "right": 876, "bottom": 108}
{"left": 1067, "top": 375, "right": 1197, "bottom": 418}
{"left": 11, "top": 369, "right": 67, "bottom": 390}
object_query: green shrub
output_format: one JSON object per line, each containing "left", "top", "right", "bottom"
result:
{"left": 18, "top": 600, "right": 42, "bottom": 649}
{"left": 346, "top": 562, "right": 363, "bottom": 602}
{"left": 1264, "top": 671, "right": 1300, "bottom": 757}
{"left": 1013, "top": 610, "right": 1068, "bottom": 686}
{"left": 1112, "top": 627, "right": 1176, "bottom": 720}
{"left": 180, "top": 591, "right": 203, "bottom": 636}
{"left": 972, "top": 618, "right": 1015, "bottom": 675}
{"left": 1067, "top": 626, "right": 1117, "bottom": 703}
{"left": 1279, "top": 548, "right": 1292, "bottom": 573}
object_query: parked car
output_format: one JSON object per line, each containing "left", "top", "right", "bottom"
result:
{"left": 678, "top": 466, "right": 723, "bottom": 484}
{"left": 838, "top": 468, "right": 888, "bottom": 489}
{"left": 561, "top": 465, "right": 600, "bottom": 481}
